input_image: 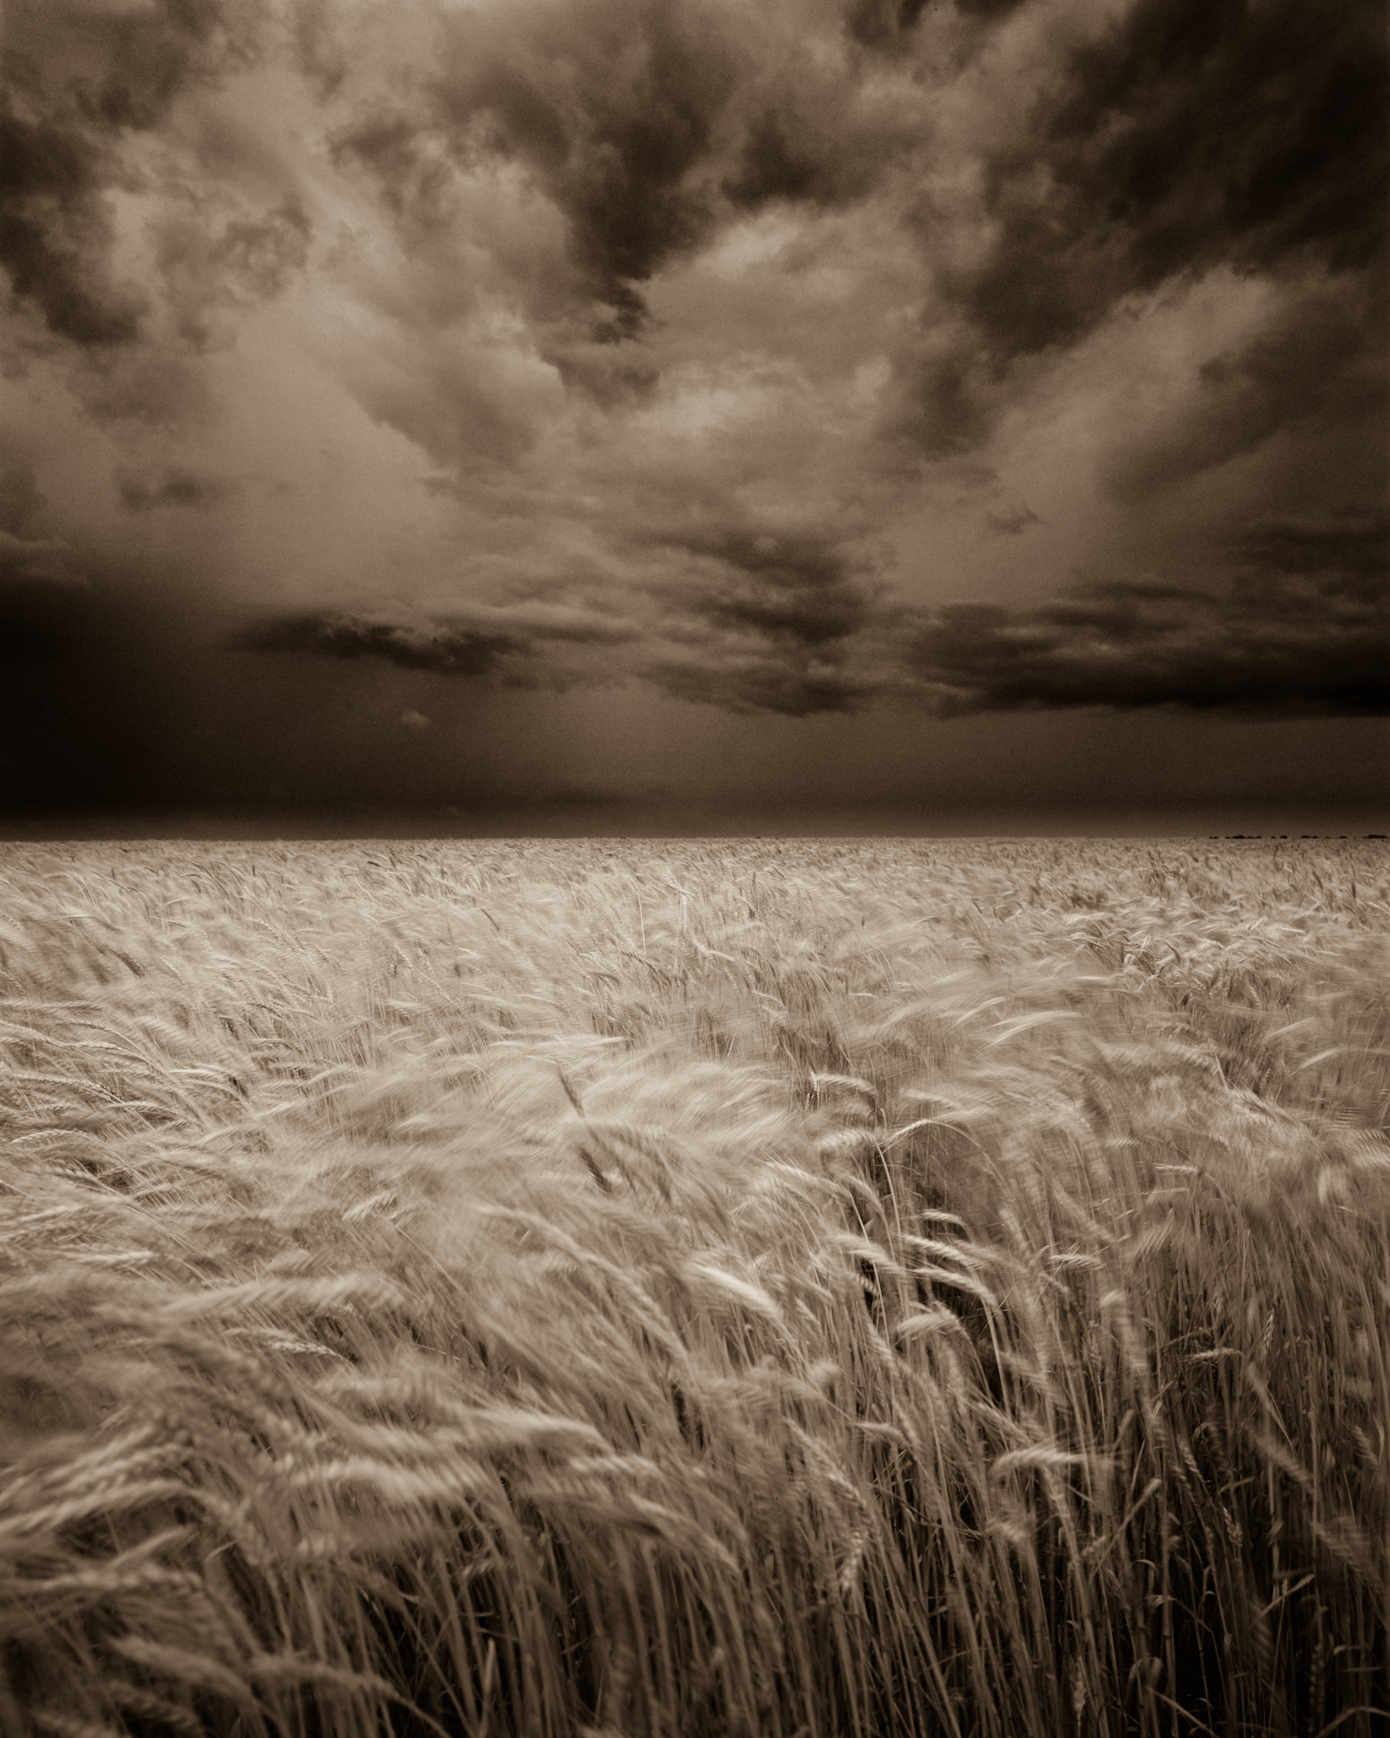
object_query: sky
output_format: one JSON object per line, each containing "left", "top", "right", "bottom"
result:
{"left": 1, "top": 0, "right": 1386, "bottom": 833}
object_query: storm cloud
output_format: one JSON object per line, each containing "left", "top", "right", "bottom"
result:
{"left": 237, "top": 612, "right": 528, "bottom": 678}
{"left": 1, "top": 0, "right": 273, "bottom": 348}
{"left": 908, "top": 574, "right": 1389, "bottom": 718}
{"left": 235, "top": 559, "right": 1388, "bottom": 723}
{"left": 953, "top": 0, "right": 1387, "bottom": 360}
{"left": 330, "top": 0, "right": 739, "bottom": 336}
{"left": 1237, "top": 511, "right": 1390, "bottom": 592}
{"left": 0, "top": 102, "right": 145, "bottom": 346}
{"left": 654, "top": 524, "right": 878, "bottom": 646}
{"left": 232, "top": 498, "right": 1388, "bottom": 721}
{"left": 1, "top": 0, "right": 1384, "bottom": 817}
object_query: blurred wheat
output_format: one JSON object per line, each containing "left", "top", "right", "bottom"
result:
{"left": 0, "top": 836, "right": 1386, "bottom": 1735}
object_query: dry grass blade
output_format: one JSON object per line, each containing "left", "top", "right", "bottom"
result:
{"left": 1, "top": 833, "right": 1387, "bottom": 1737}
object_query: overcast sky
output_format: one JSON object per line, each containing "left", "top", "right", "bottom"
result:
{"left": 2, "top": 0, "right": 1386, "bottom": 829}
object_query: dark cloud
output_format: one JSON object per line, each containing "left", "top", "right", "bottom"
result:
{"left": 329, "top": 1, "right": 742, "bottom": 337}
{"left": 240, "top": 607, "right": 876, "bottom": 717}
{"left": 907, "top": 575, "right": 1389, "bottom": 717}
{"left": 72, "top": 0, "right": 263, "bottom": 132}
{"left": 719, "top": 95, "right": 881, "bottom": 215}
{"left": 956, "top": 0, "right": 1388, "bottom": 361}
{"left": 235, "top": 612, "right": 527, "bottom": 677}
{"left": 845, "top": 0, "right": 1025, "bottom": 51}
{"left": 721, "top": 110, "right": 838, "bottom": 210}
{"left": 0, "top": 0, "right": 272, "bottom": 351}
{"left": 75, "top": 349, "right": 214, "bottom": 427}
{"left": 232, "top": 509, "right": 1387, "bottom": 723}
{"left": 1238, "top": 512, "right": 1390, "bottom": 593}
{"left": 0, "top": 103, "right": 144, "bottom": 345}
{"left": 231, "top": 520, "right": 883, "bottom": 716}
{"left": 448, "top": 3, "right": 738, "bottom": 333}
{"left": 641, "top": 648, "right": 870, "bottom": 718}
{"left": 657, "top": 525, "right": 876, "bottom": 646}
{"left": 882, "top": 347, "right": 996, "bottom": 460}
{"left": 3, "top": 0, "right": 1383, "bottom": 817}
{"left": 332, "top": 0, "right": 904, "bottom": 342}
{"left": 844, "top": 0, "right": 930, "bottom": 50}
{"left": 117, "top": 466, "right": 234, "bottom": 512}
{"left": 881, "top": 0, "right": 1388, "bottom": 467}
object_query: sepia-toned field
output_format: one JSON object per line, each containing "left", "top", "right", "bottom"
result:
{"left": 1, "top": 836, "right": 1387, "bottom": 1738}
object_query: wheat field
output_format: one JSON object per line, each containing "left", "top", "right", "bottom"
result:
{"left": 1, "top": 835, "right": 1387, "bottom": 1738}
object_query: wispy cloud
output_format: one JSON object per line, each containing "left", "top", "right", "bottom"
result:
{"left": 236, "top": 612, "right": 527, "bottom": 677}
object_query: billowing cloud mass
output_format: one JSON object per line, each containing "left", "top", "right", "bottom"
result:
{"left": 909, "top": 560, "right": 1389, "bottom": 718}
{"left": 1, "top": 0, "right": 1385, "bottom": 816}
